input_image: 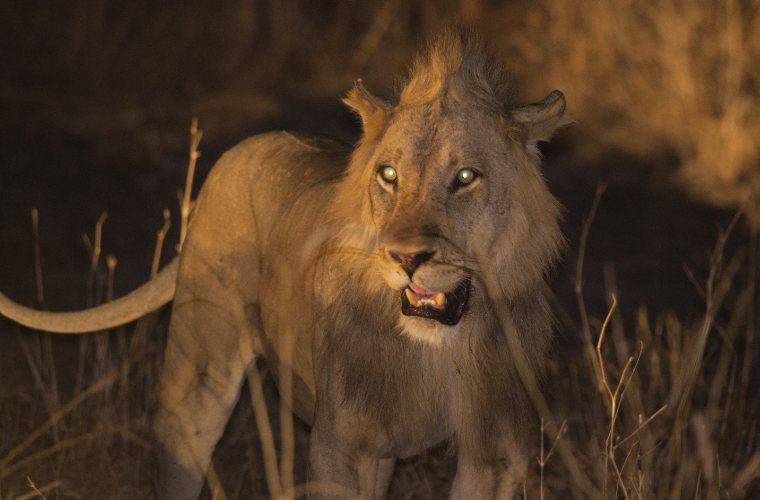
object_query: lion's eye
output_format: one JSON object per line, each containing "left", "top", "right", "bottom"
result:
{"left": 455, "top": 168, "right": 477, "bottom": 186}
{"left": 379, "top": 165, "right": 397, "bottom": 183}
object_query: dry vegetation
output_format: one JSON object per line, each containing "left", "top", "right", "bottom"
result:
{"left": 1, "top": 0, "right": 760, "bottom": 498}
{"left": 535, "top": 189, "right": 760, "bottom": 499}
{"left": 4, "top": 0, "right": 757, "bottom": 206}
{"left": 501, "top": 0, "right": 760, "bottom": 211}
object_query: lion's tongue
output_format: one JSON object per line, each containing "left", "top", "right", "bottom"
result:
{"left": 406, "top": 283, "right": 446, "bottom": 310}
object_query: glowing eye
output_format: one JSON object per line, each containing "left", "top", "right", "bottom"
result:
{"left": 380, "top": 165, "right": 397, "bottom": 183}
{"left": 457, "top": 168, "right": 475, "bottom": 185}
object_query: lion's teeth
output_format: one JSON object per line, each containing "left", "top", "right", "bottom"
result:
{"left": 405, "top": 288, "right": 421, "bottom": 307}
{"left": 436, "top": 293, "right": 446, "bottom": 307}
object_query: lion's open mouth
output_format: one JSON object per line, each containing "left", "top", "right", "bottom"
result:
{"left": 399, "top": 278, "right": 471, "bottom": 326}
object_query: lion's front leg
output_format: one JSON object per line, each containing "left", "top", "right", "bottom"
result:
{"left": 450, "top": 448, "right": 528, "bottom": 500}
{"left": 307, "top": 406, "right": 394, "bottom": 499}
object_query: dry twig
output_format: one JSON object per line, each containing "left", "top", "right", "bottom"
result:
{"left": 179, "top": 118, "right": 202, "bottom": 252}
{"left": 575, "top": 183, "right": 606, "bottom": 392}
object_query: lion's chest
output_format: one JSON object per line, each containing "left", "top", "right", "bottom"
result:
{"left": 385, "top": 396, "right": 454, "bottom": 459}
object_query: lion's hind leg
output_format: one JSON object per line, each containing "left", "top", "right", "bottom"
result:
{"left": 153, "top": 283, "right": 260, "bottom": 500}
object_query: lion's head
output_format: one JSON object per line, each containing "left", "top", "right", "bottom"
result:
{"left": 325, "top": 32, "right": 568, "bottom": 350}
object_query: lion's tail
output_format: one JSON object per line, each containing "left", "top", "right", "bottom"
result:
{"left": 0, "top": 257, "right": 179, "bottom": 333}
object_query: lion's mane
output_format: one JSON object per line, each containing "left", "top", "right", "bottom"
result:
{"left": 313, "top": 31, "right": 564, "bottom": 462}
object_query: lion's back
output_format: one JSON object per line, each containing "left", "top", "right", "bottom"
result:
{"left": 226, "top": 131, "right": 349, "bottom": 182}
{"left": 215, "top": 130, "right": 348, "bottom": 202}
{"left": 193, "top": 131, "right": 349, "bottom": 250}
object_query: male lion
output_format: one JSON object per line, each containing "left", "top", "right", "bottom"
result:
{"left": 0, "top": 32, "right": 569, "bottom": 499}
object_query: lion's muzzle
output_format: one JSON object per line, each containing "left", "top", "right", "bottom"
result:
{"left": 400, "top": 278, "right": 471, "bottom": 326}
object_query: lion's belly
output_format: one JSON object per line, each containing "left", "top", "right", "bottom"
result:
{"left": 256, "top": 275, "right": 323, "bottom": 424}
{"left": 257, "top": 334, "right": 317, "bottom": 426}
{"left": 256, "top": 184, "right": 343, "bottom": 426}
{"left": 258, "top": 249, "right": 320, "bottom": 425}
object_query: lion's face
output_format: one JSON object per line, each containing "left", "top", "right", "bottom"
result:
{"left": 340, "top": 45, "right": 568, "bottom": 348}
{"left": 361, "top": 105, "right": 498, "bottom": 345}
{"left": 367, "top": 108, "right": 476, "bottom": 344}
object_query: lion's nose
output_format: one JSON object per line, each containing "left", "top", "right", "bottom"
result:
{"left": 388, "top": 250, "right": 435, "bottom": 277}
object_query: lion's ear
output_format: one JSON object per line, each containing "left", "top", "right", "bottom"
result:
{"left": 512, "top": 90, "right": 572, "bottom": 152}
{"left": 343, "top": 79, "right": 392, "bottom": 134}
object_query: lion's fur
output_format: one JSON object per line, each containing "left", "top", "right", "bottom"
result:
{"left": 1, "top": 30, "right": 569, "bottom": 499}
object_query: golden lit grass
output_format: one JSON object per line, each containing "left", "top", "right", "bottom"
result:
{"left": 7, "top": 0, "right": 756, "bottom": 208}
{"left": 504, "top": 0, "right": 760, "bottom": 210}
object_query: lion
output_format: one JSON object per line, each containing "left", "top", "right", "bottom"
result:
{"left": 0, "top": 32, "right": 569, "bottom": 499}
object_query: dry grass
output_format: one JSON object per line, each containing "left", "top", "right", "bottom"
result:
{"left": 530, "top": 192, "right": 760, "bottom": 499}
{"left": 4, "top": 0, "right": 757, "bottom": 208}
{"left": 501, "top": 0, "right": 760, "bottom": 211}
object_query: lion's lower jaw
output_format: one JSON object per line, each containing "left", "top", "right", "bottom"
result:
{"left": 397, "top": 315, "right": 461, "bottom": 348}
